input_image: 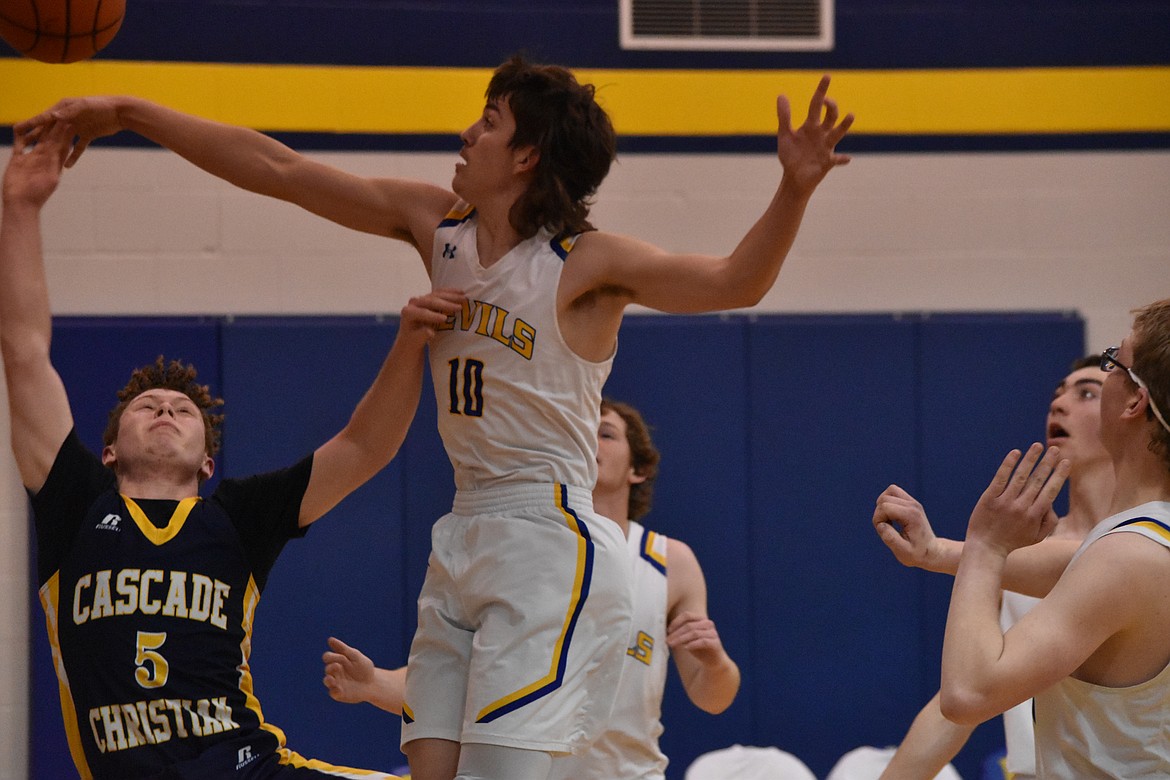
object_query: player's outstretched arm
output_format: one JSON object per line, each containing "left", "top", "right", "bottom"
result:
{"left": 15, "top": 97, "right": 457, "bottom": 256}
{"left": 570, "top": 76, "right": 852, "bottom": 316}
{"left": 665, "top": 539, "right": 740, "bottom": 714}
{"left": 322, "top": 637, "right": 406, "bottom": 715}
{"left": 1, "top": 123, "right": 78, "bottom": 491}
{"left": 873, "top": 484, "right": 1080, "bottom": 597}
{"left": 298, "top": 289, "right": 465, "bottom": 526}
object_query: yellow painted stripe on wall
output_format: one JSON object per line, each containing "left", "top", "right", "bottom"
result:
{"left": 2, "top": 61, "right": 1167, "bottom": 135}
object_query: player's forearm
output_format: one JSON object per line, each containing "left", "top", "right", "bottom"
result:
{"left": 880, "top": 692, "right": 973, "bottom": 780}
{"left": 0, "top": 204, "right": 53, "bottom": 362}
{"left": 681, "top": 652, "right": 741, "bottom": 715}
{"left": 940, "top": 540, "right": 1011, "bottom": 725}
{"left": 365, "top": 667, "right": 406, "bottom": 715}
{"left": 927, "top": 536, "right": 1075, "bottom": 597}
{"left": 116, "top": 97, "right": 307, "bottom": 201}
{"left": 340, "top": 333, "right": 427, "bottom": 471}
{"left": 717, "top": 179, "right": 812, "bottom": 308}
{"left": 999, "top": 537, "right": 1079, "bottom": 597}
{"left": 923, "top": 537, "right": 964, "bottom": 575}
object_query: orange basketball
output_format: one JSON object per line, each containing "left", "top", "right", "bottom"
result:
{"left": 0, "top": 0, "right": 125, "bottom": 63}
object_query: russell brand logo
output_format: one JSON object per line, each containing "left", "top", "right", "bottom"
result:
{"left": 237, "top": 745, "right": 258, "bottom": 769}
{"left": 96, "top": 514, "right": 122, "bottom": 531}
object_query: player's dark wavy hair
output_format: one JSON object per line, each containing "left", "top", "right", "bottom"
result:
{"left": 602, "top": 399, "right": 660, "bottom": 522}
{"left": 487, "top": 55, "right": 616, "bottom": 240}
{"left": 1131, "top": 298, "right": 1170, "bottom": 473}
{"left": 103, "top": 356, "right": 224, "bottom": 457}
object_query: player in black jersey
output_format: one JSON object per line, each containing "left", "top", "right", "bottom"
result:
{"left": 2, "top": 121, "right": 464, "bottom": 779}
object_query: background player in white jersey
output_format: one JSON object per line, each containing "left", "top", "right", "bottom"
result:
{"left": 20, "top": 56, "right": 851, "bottom": 780}
{"left": 2, "top": 123, "right": 464, "bottom": 778}
{"left": 872, "top": 356, "right": 1114, "bottom": 779}
{"left": 322, "top": 398, "right": 740, "bottom": 779}
{"left": 930, "top": 299, "right": 1170, "bottom": 777}
{"left": 547, "top": 398, "right": 740, "bottom": 779}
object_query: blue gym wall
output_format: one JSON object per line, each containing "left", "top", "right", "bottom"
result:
{"left": 31, "top": 311, "right": 1084, "bottom": 779}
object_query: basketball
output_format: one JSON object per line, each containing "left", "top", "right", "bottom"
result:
{"left": 0, "top": 0, "right": 125, "bottom": 63}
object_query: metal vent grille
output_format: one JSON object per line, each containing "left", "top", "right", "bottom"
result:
{"left": 621, "top": 0, "right": 833, "bottom": 51}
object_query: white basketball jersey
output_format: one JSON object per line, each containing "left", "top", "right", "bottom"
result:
{"left": 1034, "top": 502, "right": 1170, "bottom": 778}
{"left": 549, "top": 521, "right": 670, "bottom": 780}
{"left": 428, "top": 205, "right": 614, "bottom": 491}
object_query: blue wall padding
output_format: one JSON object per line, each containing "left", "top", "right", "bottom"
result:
{"left": 219, "top": 317, "right": 419, "bottom": 772}
{"left": 743, "top": 315, "right": 921, "bottom": 775}
{"left": 29, "top": 311, "right": 1083, "bottom": 779}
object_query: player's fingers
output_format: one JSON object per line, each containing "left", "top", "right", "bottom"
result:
{"left": 879, "top": 484, "right": 915, "bottom": 503}
{"left": 821, "top": 98, "right": 839, "bottom": 129}
{"left": 1034, "top": 454, "right": 1071, "bottom": 504}
{"left": 829, "top": 113, "right": 855, "bottom": 145}
{"left": 64, "top": 138, "right": 89, "bottom": 169}
{"left": 873, "top": 521, "right": 902, "bottom": 545}
{"left": 13, "top": 109, "right": 55, "bottom": 136}
{"left": 1009, "top": 443, "right": 1046, "bottom": 497}
{"left": 46, "top": 122, "right": 74, "bottom": 164}
{"left": 983, "top": 448, "right": 1023, "bottom": 499}
{"left": 327, "top": 636, "right": 350, "bottom": 653}
{"left": 775, "top": 95, "right": 793, "bottom": 135}
{"left": 805, "top": 74, "right": 831, "bottom": 122}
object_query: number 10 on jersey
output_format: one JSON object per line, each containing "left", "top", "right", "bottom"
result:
{"left": 448, "top": 358, "right": 484, "bottom": 417}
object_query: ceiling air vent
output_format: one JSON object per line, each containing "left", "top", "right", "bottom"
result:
{"left": 620, "top": 0, "right": 833, "bottom": 51}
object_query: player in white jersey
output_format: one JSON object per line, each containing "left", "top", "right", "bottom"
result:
{"left": 873, "top": 356, "right": 1114, "bottom": 780}
{"left": 933, "top": 299, "right": 1170, "bottom": 777}
{"left": 546, "top": 399, "right": 740, "bottom": 780}
{"left": 22, "top": 57, "right": 850, "bottom": 780}
{"left": 322, "top": 399, "right": 740, "bottom": 779}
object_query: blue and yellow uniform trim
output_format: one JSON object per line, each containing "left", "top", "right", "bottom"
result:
{"left": 437, "top": 204, "right": 476, "bottom": 229}
{"left": 1110, "top": 516, "right": 1170, "bottom": 543}
{"left": 639, "top": 529, "right": 667, "bottom": 577}
{"left": 474, "top": 484, "right": 594, "bottom": 723}
{"left": 550, "top": 234, "right": 578, "bottom": 262}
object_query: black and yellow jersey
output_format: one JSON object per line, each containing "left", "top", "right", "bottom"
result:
{"left": 30, "top": 429, "right": 311, "bottom": 779}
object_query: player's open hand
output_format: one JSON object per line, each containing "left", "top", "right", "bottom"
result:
{"left": 775, "top": 75, "right": 853, "bottom": 194}
{"left": 3, "top": 120, "right": 73, "bottom": 208}
{"left": 966, "top": 443, "right": 1068, "bottom": 556}
{"left": 872, "top": 485, "right": 941, "bottom": 570}
{"left": 15, "top": 97, "right": 125, "bottom": 169}
{"left": 322, "top": 637, "right": 376, "bottom": 706}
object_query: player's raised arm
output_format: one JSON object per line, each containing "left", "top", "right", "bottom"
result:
{"left": 1, "top": 123, "right": 78, "bottom": 491}
{"left": 16, "top": 97, "right": 457, "bottom": 262}
{"left": 569, "top": 75, "right": 852, "bottom": 315}
{"left": 298, "top": 289, "right": 465, "bottom": 526}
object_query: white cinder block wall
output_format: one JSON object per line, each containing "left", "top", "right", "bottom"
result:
{"left": 2, "top": 146, "right": 1168, "bottom": 778}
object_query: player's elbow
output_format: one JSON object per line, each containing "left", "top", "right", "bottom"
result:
{"left": 696, "top": 695, "right": 735, "bottom": 715}
{"left": 938, "top": 685, "right": 994, "bottom": 727}
{"left": 688, "top": 666, "right": 740, "bottom": 714}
